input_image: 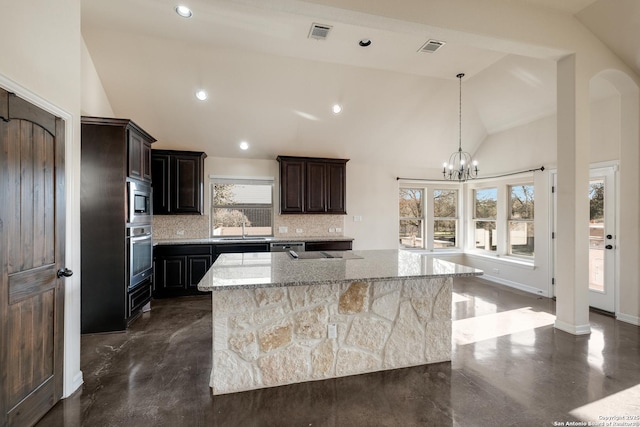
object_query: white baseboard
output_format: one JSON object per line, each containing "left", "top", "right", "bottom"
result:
{"left": 554, "top": 319, "right": 592, "bottom": 335}
{"left": 616, "top": 313, "right": 640, "bottom": 326}
{"left": 64, "top": 371, "right": 84, "bottom": 398}
{"left": 481, "top": 274, "right": 550, "bottom": 297}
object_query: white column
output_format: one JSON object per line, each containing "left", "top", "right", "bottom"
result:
{"left": 554, "top": 55, "right": 591, "bottom": 335}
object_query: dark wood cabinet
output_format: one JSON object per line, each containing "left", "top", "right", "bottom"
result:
{"left": 279, "top": 158, "right": 305, "bottom": 213}
{"left": 154, "top": 244, "right": 213, "bottom": 298}
{"left": 305, "top": 240, "right": 353, "bottom": 251}
{"left": 154, "top": 242, "right": 269, "bottom": 298}
{"left": 80, "top": 116, "right": 156, "bottom": 333}
{"left": 152, "top": 149, "right": 207, "bottom": 215}
{"left": 277, "top": 156, "right": 348, "bottom": 214}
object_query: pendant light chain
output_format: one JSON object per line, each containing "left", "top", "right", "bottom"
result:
{"left": 442, "top": 72, "right": 478, "bottom": 181}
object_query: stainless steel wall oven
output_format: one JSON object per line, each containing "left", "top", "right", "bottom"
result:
{"left": 128, "top": 224, "right": 153, "bottom": 290}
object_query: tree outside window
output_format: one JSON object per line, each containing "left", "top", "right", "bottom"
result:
{"left": 399, "top": 188, "right": 423, "bottom": 248}
{"left": 211, "top": 179, "right": 273, "bottom": 237}
{"left": 434, "top": 189, "right": 457, "bottom": 248}
{"left": 508, "top": 184, "right": 534, "bottom": 256}
{"left": 474, "top": 188, "right": 497, "bottom": 251}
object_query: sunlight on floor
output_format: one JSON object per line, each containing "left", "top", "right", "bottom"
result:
{"left": 453, "top": 307, "right": 556, "bottom": 345}
{"left": 570, "top": 384, "right": 640, "bottom": 422}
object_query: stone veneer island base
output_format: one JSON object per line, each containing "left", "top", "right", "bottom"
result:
{"left": 198, "top": 249, "right": 482, "bottom": 395}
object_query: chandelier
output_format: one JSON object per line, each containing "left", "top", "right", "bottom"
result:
{"left": 442, "top": 73, "right": 478, "bottom": 181}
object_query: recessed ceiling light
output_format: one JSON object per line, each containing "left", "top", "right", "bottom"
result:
{"left": 239, "top": 141, "right": 249, "bottom": 150}
{"left": 332, "top": 104, "right": 343, "bottom": 114}
{"left": 195, "top": 90, "right": 207, "bottom": 101}
{"left": 175, "top": 5, "right": 193, "bottom": 18}
{"left": 358, "top": 39, "right": 372, "bottom": 47}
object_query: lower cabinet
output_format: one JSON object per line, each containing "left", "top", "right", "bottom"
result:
{"left": 154, "top": 245, "right": 213, "bottom": 298}
{"left": 154, "top": 240, "right": 351, "bottom": 298}
{"left": 305, "top": 240, "right": 353, "bottom": 251}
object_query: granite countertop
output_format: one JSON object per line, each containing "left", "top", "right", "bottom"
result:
{"left": 154, "top": 236, "right": 354, "bottom": 245}
{"left": 198, "top": 249, "right": 483, "bottom": 291}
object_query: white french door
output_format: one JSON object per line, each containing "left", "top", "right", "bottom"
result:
{"left": 551, "top": 166, "right": 617, "bottom": 313}
{"left": 587, "top": 167, "right": 616, "bottom": 312}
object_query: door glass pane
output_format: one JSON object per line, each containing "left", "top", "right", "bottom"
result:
{"left": 589, "top": 179, "right": 605, "bottom": 292}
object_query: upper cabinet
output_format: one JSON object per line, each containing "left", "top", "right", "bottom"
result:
{"left": 81, "top": 116, "right": 156, "bottom": 183}
{"left": 152, "top": 149, "right": 207, "bottom": 215}
{"left": 277, "top": 156, "right": 348, "bottom": 214}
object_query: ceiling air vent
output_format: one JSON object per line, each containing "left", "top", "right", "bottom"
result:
{"left": 308, "top": 23, "right": 332, "bottom": 40}
{"left": 418, "top": 39, "right": 446, "bottom": 53}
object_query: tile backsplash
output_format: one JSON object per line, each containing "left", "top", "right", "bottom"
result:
{"left": 153, "top": 215, "right": 210, "bottom": 240}
{"left": 153, "top": 214, "right": 345, "bottom": 240}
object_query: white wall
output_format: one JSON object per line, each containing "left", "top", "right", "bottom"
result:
{"left": 0, "top": 0, "right": 83, "bottom": 397}
{"left": 81, "top": 37, "right": 115, "bottom": 117}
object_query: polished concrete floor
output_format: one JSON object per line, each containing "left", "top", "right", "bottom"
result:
{"left": 37, "top": 277, "right": 640, "bottom": 426}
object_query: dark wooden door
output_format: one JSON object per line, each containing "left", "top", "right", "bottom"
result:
{"left": 0, "top": 89, "right": 67, "bottom": 426}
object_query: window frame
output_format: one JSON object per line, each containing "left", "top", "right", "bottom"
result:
{"left": 399, "top": 187, "right": 425, "bottom": 249}
{"left": 399, "top": 182, "right": 462, "bottom": 251}
{"left": 210, "top": 176, "right": 275, "bottom": 238}
{"left": 472, "top": 187, "right": 498, "bottom": 253}
{"left": 507, "top": 183, "right": 535, "bottom": 258}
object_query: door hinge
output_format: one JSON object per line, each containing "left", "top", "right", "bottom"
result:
{"left": 552, "top": 277, "right": 555, "bottom": 285}
{"left": 551, "top": 185, "right": 555, "bottom": 193}
{"left": 552, "top": 232, "right": 555, "bottom": 239}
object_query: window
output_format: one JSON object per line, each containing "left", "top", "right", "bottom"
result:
{"left": 509, "top": 184, "right": 534, "bottom": 257}
{"left": 473, "top": 188, "right": 497, "bottom": 252}
{"left": 399, "top": 188, "right": 423, "bottom": 248}
{"left": 210, "top": 177, "right": 273, "bottom": 237}
{"left": 433, "top": 189, "right": 458, "bottom": 248}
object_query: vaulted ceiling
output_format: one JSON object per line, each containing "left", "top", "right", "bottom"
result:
{"left": 81, "top": 0, "right": 639, "bottom": 171}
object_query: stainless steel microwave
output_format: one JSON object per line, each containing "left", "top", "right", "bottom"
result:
{"left": 127, "top": 179, "right": 152, "bottom": 225}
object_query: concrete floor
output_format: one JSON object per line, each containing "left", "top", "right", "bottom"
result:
{"left": 37, "top": 277, "right": 640, "bottom": 426}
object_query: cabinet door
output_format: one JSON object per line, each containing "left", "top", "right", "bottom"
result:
{"left": 151, "top": 153, "right": 170, "bottom": 214}
{"left": 187, "top": 255, "right": 213, "bottom": 291}
{"left": 172, "top": 155, "right": 203, "bottom": 214}
{"left": 279, "top": 159, "right": 305, "bottom": 213}
{"left": 154, "top": 255, "right": 187, "bottom": 296}
{"left": 142, "top": 141, "right": 152, "bottom": 182}
{"left": 305, "top": 161, "right": 327, "bottom": 213}
{"left": 128, "top": 129, "right": 143, "bottom": 179}
{"left": 326, "top": 162, "right": 347, "bottom": 214}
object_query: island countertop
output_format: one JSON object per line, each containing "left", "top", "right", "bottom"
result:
{"left": 197, "top": 249, "right": 482, "bottom": 292}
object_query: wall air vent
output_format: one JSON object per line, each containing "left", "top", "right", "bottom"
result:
{"left": 308, "top": 23, "right": 333, "bottom": 40}
{"left": 418, "top": 39, "right": 446, "bottom": 53}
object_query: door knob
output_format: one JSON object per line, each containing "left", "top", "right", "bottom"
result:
{"left": 57, "top": 268, "right": 74, "bottom": 278}
{"left": 605, "top": 245, "right": 613, "bottom": 250}
{"left": 606, "top": 234, "right": 613, "bottom": 239}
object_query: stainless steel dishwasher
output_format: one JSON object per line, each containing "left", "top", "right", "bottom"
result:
{"left": 269, "top": 241, "right": 305, "bottom": 252}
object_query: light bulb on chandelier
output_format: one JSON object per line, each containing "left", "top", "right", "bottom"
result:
{"left": 442, "top": 73, "right": 478, "bottom": 181}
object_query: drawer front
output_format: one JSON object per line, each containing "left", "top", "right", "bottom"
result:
{"left": 128, "top": 279, "right": 152, "bottom": 318}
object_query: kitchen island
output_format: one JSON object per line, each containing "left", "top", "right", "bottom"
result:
{"left": 197, "top": 249, "right": 482, "bottom": 395}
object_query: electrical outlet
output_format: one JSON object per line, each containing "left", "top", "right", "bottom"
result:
{"left": 278, "top": 226, "right": 288, "bottom": 233}
{"left": 353, "top": 215, "right": 363, "bottom": 222}
{"left": 329, "top": 227, "right": 336, "bottom": 233}
{"left": 328, "top": 324, "right": 337, "bottom": 339}
{"left": 335, "top": 227, "right": 342, "bottom": 233}
{"left": 295, "top": 228, "right": 303, "bottom": 233}
{"left": 176, "top": 230, "right": 185, "bottom": 236}
{"left": 492, "top": 268, "right": 500, "bottom": 274}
